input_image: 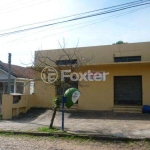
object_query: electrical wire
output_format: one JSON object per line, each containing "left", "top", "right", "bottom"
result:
{"left": 1, "top": 5, "right": 149, "bottom": 46}
{"left": 4, "top": 5, "right": 150, "bottom": 44}
{"left": 1, "top": 0, "right": 149, "bottom": 32}
{"left": 0, "top": 1, "right": 150, "bottom": 37}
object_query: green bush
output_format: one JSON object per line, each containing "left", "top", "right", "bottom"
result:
{"left": 53, "top": 96, "right": 62, "bottom": 108}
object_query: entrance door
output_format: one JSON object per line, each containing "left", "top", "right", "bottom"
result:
{"left": 114, "top": 76, "right": 142, "bottom": 105}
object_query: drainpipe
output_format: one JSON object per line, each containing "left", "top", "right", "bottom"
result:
{"left": 8, "top": 53, "right": 11, "bottom": 94}
{"left": 14, "top": 79, "right": 16, "bottom": 93}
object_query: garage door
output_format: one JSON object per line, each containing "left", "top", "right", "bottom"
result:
{"left": 114, "top": 76, "right": 142, "bottom": 105}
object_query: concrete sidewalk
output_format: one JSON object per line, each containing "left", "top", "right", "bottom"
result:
{"left": 0, "top": 108, "right": 150, "bottom": 139}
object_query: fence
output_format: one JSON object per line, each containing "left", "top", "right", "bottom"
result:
{"left": 1, "top": 94, "right": 35, "bottom": 119}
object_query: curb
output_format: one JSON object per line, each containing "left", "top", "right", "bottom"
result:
{"left": 0, "top": 130, "right": 149, "bottom": 141}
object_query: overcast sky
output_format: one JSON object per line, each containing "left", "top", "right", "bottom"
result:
{"left": 0, "top": 0, "right": 150, "bottom": 66}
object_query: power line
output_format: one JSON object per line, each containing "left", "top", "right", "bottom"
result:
{"left": 2, "top": 5, "right": 150, "bottom": 46}
{"left": 1, "top": 0, "right": 149, "bottom": 32}
{"left": 0, "top": 0, "right": 149, "bottom": 36}
{"left": 0, "top": 0, "right": 149, "bottom": 37}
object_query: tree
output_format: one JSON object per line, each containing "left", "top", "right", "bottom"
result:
{"left": 113, "top": 41, "right": 128, "bottom": 45}
{"left": 49, "top": 96, "right": 61, "bottom": 129}
{"left": 33, "top": 40, "right": 93, "bottom": 129}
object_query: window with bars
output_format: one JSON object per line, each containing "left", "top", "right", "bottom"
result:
{"left": 114, "top": 56, "right": 141, "bottom": 62}
{"left": 56, "top": 59, "right": 77, "bottom": 65}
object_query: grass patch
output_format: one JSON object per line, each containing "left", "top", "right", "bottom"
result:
{"left": 60, "top": 135, "right": 95, "bottom": 143}
{"left": 38, "top": 126, "right": 58, "bottom": 133}
{"left": 0, "top": 132, "right": 14, "bottom": 136}
{"left": 37, "top": 126, "right": 70, "bottom": 135}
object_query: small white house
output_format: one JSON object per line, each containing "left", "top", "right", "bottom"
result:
{"left": 0, "top": 61, "right": 35, "bottom": 103}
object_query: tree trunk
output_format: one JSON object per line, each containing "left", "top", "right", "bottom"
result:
{"left": 49, "top": 107, "right": 57, "bottom": 129}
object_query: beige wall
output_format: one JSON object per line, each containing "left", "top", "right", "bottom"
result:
{"left": 33, "top": 41, "right": 150, "bottom": 111}
{"left": 77, "top": 63, "right": 150, "bottom": 110}
{"left": 24, "top": 81, "right": 30, "bottom": 94}
{"left": 2, "top": 94, "right": 35, "bottom": 119}
{"left": 33, "top": 63, "right": 150, "bottom": 111}
{"left": 34, "top": 81, "right": 55, "bottom": 108}
{"left": 35, "top": 41, "right": 150, "bottom": 67}
{"left": 1, "top": 80, "right": 58, "bottom": 117}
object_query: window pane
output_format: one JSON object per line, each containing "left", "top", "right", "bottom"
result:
{"left": 16, "top": 82, "right": 24, "bottom": 94}
{"left": 30, "top": 81, "right": 34, "bottom": 94}
{"left": 4, "top": 82, "right": 14, "bottom": 93}
{"left": 114, "top": 56, "right": 141, "bottom": 62}
{"left": 56, "top": 59, "right": 77, "bottom": 65}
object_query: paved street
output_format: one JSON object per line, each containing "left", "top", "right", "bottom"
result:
{"left": 0, "top": 134, "right": 149, "bottom": 150}
{"left": 1, "top": 108, "right": 150, "bottom": 139}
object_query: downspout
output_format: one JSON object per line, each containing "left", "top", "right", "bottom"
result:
{"left": 14, "top": 79, "right": 16, "bottom": 93}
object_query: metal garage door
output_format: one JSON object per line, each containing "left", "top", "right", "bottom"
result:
{"left": 114, "top": 76, "right": 142, "bottom": 105}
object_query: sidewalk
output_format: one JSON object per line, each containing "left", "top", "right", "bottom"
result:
{"left": 0, "top": 108, "right": 150, "bottom": 139}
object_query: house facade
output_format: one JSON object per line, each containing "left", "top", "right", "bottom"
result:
{"left": 0, "top": 61, "right": 36, "bottom": 118}
{"left": 0, "top": 61, "right": 35, "bottom": 103}
{"left": 34, "top": 41, "right": 150, "bottom": 112}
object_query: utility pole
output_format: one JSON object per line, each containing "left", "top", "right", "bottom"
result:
{"left": 62, "top": 81, "right": 65, "bottom": 131}
{"left": 8, "top": 53, "right": 11, "bottom": 94}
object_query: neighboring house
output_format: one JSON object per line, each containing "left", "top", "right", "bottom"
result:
{"left": 33, "top": 41, "right": 150, "bottom": 112}
{"left": 0, "top": 61, "right": 35, "bottom": 103}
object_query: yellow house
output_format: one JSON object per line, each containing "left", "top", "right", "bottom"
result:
{"left": 0, "top": 61, "right": 36, "bottom": 119}
{"left": 34, "top": 41, "right": 150, "bottom": 113}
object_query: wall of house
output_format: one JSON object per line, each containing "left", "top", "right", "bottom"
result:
{"left": 24, "top": 81, "right": 30, "bottom": 94}
{"left": 0, "top": 69, "right": 15, "bottom": 80}
{"left": 2, "top": 94, "right": 35, "bottom": 119}
{"left": 77, "top": 64, "right": 150, "bottom": 110}
{"left": 34, "top": 42, "right": 150, "bottom": 67}
{"left": 33, "top": 41, "right": 150, "bottom": 111}
{"left": 34, "top": 81, "right": 55, "bottom": 108}
{"left": 33, "top": 63, "right": 150, "bottom": 111}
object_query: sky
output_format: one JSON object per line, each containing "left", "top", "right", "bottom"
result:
{"left": 0, "top": 0, "right": 150, "bottom": 66}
